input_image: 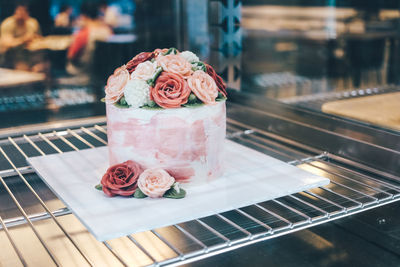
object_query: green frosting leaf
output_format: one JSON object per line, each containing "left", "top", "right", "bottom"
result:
{"left": 133, "top": 187, "right": 148, "bottom": 198}
{"left": 100, "top": 97, "right": 106, "bottom": 103}
{"left": 113, "top": 96, "right": 130, "bottom": 108}
{"left": 191, "top": 61, "right": 206, "bottom": 72}
{"left": 164, "top": 47, "right": 178, "bottom": 55}
{"left": 141, "top": 102, "right": 163, "bottom": 110}
{"left": 188, "top": 93, "right": 198, "bottom": 104}
{"left": 95, "top": 184, "right": 102, "bottom": 191}
{"left": 216, "top": 92, "right": 227, "bottom": 102}
{"left": 183, "top": 102, "right": 204, "bottom": 108}
{"left": 163, "top": 183, "right": 186, "bottom": 199}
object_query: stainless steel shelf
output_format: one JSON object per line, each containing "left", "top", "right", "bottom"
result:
{"left": 0, "top": 118, "right": 399, "bottom": 266}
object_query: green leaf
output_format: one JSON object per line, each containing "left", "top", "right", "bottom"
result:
{"left": 113, "top": 96, "right": 130, "bottom": 108}
{"left": 100, "top": 97, "right": 106, "bottom": 103}
{"left": 183, "top": 102, "right": 204, "bottom": 108}
{"left": 133, "top": 187, "right": 147, "bottom": 198}
{"left": 191, "top": 61, "right": 206, "bottom": 72}
{"left": 141, "top": 103, "right": 163, "bottom": 110}
{"left": 188, "top": 93, "right": 197, "bottom": 104}
{"left": 163, "top": 183, "right": 186, "bottom": 199}
{"left": 95, "top": 184, "right": 102, "bottom": 191}
{"left": 164, "top": 47, "right": 178, "bottom": 55}
{"left": 216, "top": 93, "right": 227, "bottom": 102}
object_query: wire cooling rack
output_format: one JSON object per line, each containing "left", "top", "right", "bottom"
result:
{"left": 0, "top": 118, "right": 399, "bottom": 266}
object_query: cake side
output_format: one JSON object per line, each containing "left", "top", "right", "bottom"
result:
{"left": 107, "top": 101, "right": 226, "bottom": 185}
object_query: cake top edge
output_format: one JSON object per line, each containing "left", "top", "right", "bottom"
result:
{"left": 103, "top": 48, "right": 227, "bottom": 110}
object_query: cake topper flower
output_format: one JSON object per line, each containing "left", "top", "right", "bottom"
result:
{"left": 150, "top": 72, "right": 191, "bottom": 108}
{"left": 126, "top": 52, "right": 154, "bottom": 73}
{"left": 105, "top": 66, "right": 129, "bottom": 104}
{"left": 156, "top": 54, "right": 193, "bottom": 79}
{"left": 187, "top": 70, "right": 219, "bottom": 105}
{"left": 100, "top": 160, "right": 142, "bottom": 197}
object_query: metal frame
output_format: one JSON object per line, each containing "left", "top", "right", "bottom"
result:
{"left": 0, "top": 117, "right": 399, "bottom": 266}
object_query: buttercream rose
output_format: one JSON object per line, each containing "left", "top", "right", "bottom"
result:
{"left": 137, "top": 168, "right": 175, "bottom": 198}
{"left": 187, "top": 70, "right": 218, "bottom": 105}
{"left": 157, "top": 54, "right": 193, "bottom": 79}
{"left": 126, "top": 52, "right": 154, "bottom": 73}
{"left": 151, "top": 72, "right": 190, "bottom": 108}
{"left": 205, "top": 64, "right": 227, "bottom": 97}
{"left": 105, "top": 66, "right": 130, "bottom": 104}
{"left": 101, "top": 160, "right": 143, "bottom": 197}
{"left": 131, "top": 61, "right": 157, "bottom": 80}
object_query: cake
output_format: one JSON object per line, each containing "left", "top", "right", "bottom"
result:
{"left": 102, "top": 48, "right": 227, "bottom": 194}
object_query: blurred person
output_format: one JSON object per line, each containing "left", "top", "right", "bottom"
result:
{"left": 0, "top": 3, "right": 42, "bottom": 70}
{"left": 67, "top": 2, "right": 112, "bottom": 75}
{"left": 55, "top": 5, "right": 73, "bottom": 28}
{"left": 99, "top": 1, "right": 119, "bottom": 28}
{"left": 0, "top": 3, "right": 41, "bottom": 52}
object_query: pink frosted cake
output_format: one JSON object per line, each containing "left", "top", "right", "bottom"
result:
{"left": 103, "top": 48, "right": 227, "bottom": 187}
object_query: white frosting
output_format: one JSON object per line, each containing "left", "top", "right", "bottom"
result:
{"left": 123, "top": 79, "right": 151, "bottom": 108}
{"left": 179, "top": 51, "right": 200, "bottom": 63}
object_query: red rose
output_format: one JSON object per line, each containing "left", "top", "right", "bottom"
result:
{"left": 101, "top": 160, "right": 143, "bottom": 197}
{"left": 205, "top": 64, "right": 227, "bottom": 97}
{"left": 150, "top": 72, "right": 190, "bottom": 108}
{"left": 126, "top": 52, "right": 154, "bottom": 73}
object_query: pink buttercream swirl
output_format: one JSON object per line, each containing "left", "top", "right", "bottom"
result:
{"left": 187, "top": 70, "right": 218, "bottom": 105}
{"left": 105, "top": 66, "right": 129, "bottom": 104}
{"left": 151, "top": 72, "right": 190, "bottom": 108}
{"left": 101, "top": 160, "right": 143, "bottom": 197}
{"left": 157, "top": 54, "right": 193, "bottom": 79}
{"left": 137, "top": 168, "right": 175, "bottom": 198}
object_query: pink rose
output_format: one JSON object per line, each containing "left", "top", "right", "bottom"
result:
{"left": 101, "top": 160, "right": 143, "bottom": 197}
{"left": 137, "top": 168, "right": 175, "bottom": 198}
{"left": 105, "top": 66, "right": 130, "bottom": 104}
{"left": 187, "top": 70, "right": 218, "bottom": 105}
{"left": 131, "top": 61, "right": 157, "bottom": 80}
{"left": 151, "top": 72, "right": 191, "bottom": 108}
{"left": 156, "top": 54, "right": 193, "bottom": 79}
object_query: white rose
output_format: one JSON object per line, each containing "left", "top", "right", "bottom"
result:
{"left": 131, "top": 61, "right": 157, "bottom": 80}
{"left": 179, "top": 51, "right": 199, "bottom": 63}
{"left": 123, "top": 79, "right": 151, "bottom": 108}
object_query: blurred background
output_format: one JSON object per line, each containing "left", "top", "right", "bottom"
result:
{"left": 0, "top": 0, "right": 399, "bottom": 132}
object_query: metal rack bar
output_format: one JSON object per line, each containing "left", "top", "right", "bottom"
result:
{"left": 127, "top": 235, "right": 158, "bottom": 265}
{"left": 103, "top": 241, "right": 128, "bottom": 267}
{"left": 0, "top": 215, "right": 27, "bottom": 266}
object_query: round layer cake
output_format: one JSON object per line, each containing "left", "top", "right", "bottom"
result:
{"left": 106, "top": 101, "right": 226, "bottom": 185}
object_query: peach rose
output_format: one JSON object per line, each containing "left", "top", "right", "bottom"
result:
{"left": 187, "top": 70, "right": 218, "bottom": 105}
{"left": 105, "top": 66, "right": 130, "bottom": 104}
{"left": 137, "top": 168, "right": 175, "bottom": 198}
{"left": 151, "top": 72, "right": 190, "bottom": 108}
{"left": 131, "top": 61, "right": 157, "bottom": 80}
{"left": 157, "top": 54, "right": 193, "bottom": 79}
